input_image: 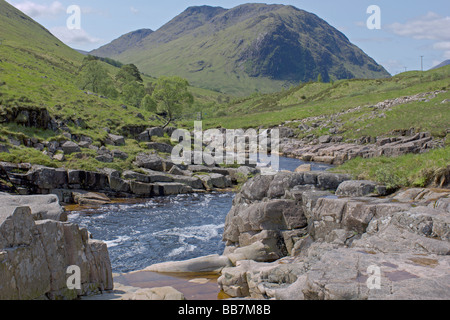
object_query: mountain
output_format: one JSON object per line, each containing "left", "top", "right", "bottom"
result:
{"left": 430, "top": 59, "right": 450, "bottom": 70}
{"left": 0, "top": 0, "right": 80, "bottom": 62}
{"left": 0, "top": 0, "right": 226, "bottom": 146}
{"left": 91, "top": 3, "right": 390, "bottom": 95}
{"left": 92, "top": 29, "right": 154, "bottom": 57}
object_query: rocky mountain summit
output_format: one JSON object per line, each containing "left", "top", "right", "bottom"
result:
{"left": 91, "top": 3, "right": 389, "bottom": 95}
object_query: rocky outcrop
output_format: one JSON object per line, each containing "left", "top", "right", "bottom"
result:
{"left": 336, "top": 180, "right": 387, "bottom": 197}
{"left": 0, "top": 193, "right": 66, "bottom": 221}
{"left": 222, "top": 172, "right": 352, "bottom": 261}
{"left": 0, "top": 106, "right": 52, "bottom": 130}
{"left": 144, "top": 254, "right": 233, "bottom": 273}
{"left": 216, "top": 172, "right": 450, "bottom": 300}
{"left": 0, "top": 194, "right": 113, "bottom": 300}
{"left": 1, "top": 153, "right": 255, "bottom": 203}
{"left": 281, "top": 132, "right": 436, "bottom": 165}
{"left": 105, "top": 134, "right": 125, "bottom": 146}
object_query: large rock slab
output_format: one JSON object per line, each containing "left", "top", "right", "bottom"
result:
{"left": 106, "top": 134, "right": 125, "bottom": 146}
{"left": 0, "top": 205, "right": 113, "bottom": 300}
{"left": 129, "top": 181, "right": 154, "bottom": 197}
{"left": 144, "top": 142, "right": 173, "bottom": 154}
{"left": 336, "top": 180, "right": 384, "bottom": 197}
{"left": 0, "top": 193, "right": 66, "bottom": 221}
{"left": 153, "top": 182, "right": 193, "bottom": 196}
{"left": 29, "top": 166, "right": 68, "bottom": 190}
{"left": 91, "top": 284, "right": 185, "bottom": 300}
{"left": 133, "top": 153, "right": 164, "bottom": 172}
{"left": 72, "top": 191, "right": 111, "bottom": 206}
{"left": 145, "top": 254, "right": 232, "bottom": 273}
{"left": 223, "top": 198, "right": 307, "bottom": 260}
{"left": 218, "top": 171, "right": 450, "bottom": 300}
{"left": 61, "top": 141, "right": 81, "bottom": 155}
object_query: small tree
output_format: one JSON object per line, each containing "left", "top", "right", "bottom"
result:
{"left": 78, "top": 59, "right": 117, "bottom": 97}
{"left": 152, "top": 76, "right": 194, "bottom": 128}
{"left": 116, "top": 64, "right": 143, "bottom": 84}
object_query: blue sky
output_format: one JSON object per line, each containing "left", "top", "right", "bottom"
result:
{"left": 5, "top": 0, "right": 450, "bottom": 74}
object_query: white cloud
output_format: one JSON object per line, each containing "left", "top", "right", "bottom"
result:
{"left": 130, "top": 6, "right": 139, "bottom": 15}
{"left": 50, "top": 26, "right": 101, "bottom": 46}
{"left": 12, "top": 1, "right": 65, "bottom": 18}
{"left": 387, "top": 12, "right": 450, "bottom": 41}
{"left": 387, "top": 12, "right": 450, "bottom": 61}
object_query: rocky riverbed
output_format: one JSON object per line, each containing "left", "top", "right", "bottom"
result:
{"left": 218, "top": 173, "right": 450, "bottom": 299}
{"left": 279, "top": 131, "right": 438, "bottom": 166}
{"left": 136, "top": 171, "right": 450, "bottom": 300}
{"left": 2, "top": 166, "right": 449, "bottom": 300}
{"left": 0, "top": 153, "right": 259, "bottom": 206}
{"left": 1, "top": 124, "right": 449, "bottom": 300}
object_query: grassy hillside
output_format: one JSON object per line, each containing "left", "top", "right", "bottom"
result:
{"left": 0, "top": 0, "right": 228, "bottom": 171}
{"left": 186, "top": 64, "right": 449, "bottom": 189}
{"left": 194, "top": 66, "right": 449, "bottom": 137}
{"left": 93, "top": 4, "right": 389, "bottom": 96}
{"left": 332, "top": 147, "right": 450, "bottom": 190}
{"left": 0, "top": 0, "right": 80, "bottom": 63}
{"left": 0, "top": 0, "right": 448, "bottom": 190}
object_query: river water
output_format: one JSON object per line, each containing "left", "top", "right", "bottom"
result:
{"left": 68, "top": 157, "right": 332, "bottom": 273}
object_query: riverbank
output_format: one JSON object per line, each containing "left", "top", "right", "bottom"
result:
{"left": 68, "top": 156, "right": 333, "bottom": 299}
{"left": 133, "top": 171, "right": 449, "bottom": 300}
{"left": 85, "top": 271, "right": 229, "bottom": 301}
{"left": 2, "top": 134, "right": 448, "bottom": 300}
{"left": 0, "top": 152, "right": 259, "bottom": 207}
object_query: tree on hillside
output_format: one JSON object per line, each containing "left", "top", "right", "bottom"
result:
{"left": 116, "top": 64, "right": 143, "bottom": 84}
{"left": 152, "top": 76, "right": 194, "bottom": 128}
{"left": 115, "top": 63, "right": 147, "bottom": 107}
{"left": 78, "top": 58, "right": 117, "bottom": 98}
{"left": 122, "top": 81, "right": 145, "bottom": 108}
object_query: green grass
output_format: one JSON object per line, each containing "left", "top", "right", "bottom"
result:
{"left": 190, "top": 66, "right": 449, "bottom": 134}
{"left": 0, "top": 0, "right": 449, "bottom": 192}
{"left": 0, "top": 147, "right": 58, "bottom": 168}
{"left": 341, "top": 91, "right": 450, "bottom": 139}
{"left": 332, "top": 146, "right": 450, "bottom": 189}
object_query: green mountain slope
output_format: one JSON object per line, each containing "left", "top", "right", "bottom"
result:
{"left": 0, "top": 0, "right": 80, "bottom": 62}
{"left": 0, "top": 0, "right": 224, "bottom": 171}
{"left": 195, "top": 66, "right": 449, "bottom": 135}
{"left": 0, "top": 0, "right": 147, "bottom": 134}
{"left": 91, "top": 3, "right": 390, "bottom": 96}
{"left": 92, "top": 29, "right": 154, "bottom": 57}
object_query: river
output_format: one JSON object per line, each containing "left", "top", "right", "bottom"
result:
{"left": 68, "top": 157, "right": 332, "bottom": 273}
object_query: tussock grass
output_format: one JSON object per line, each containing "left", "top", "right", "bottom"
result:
{"left": 332, "top": 147, "right": 450, "bottom": 189}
